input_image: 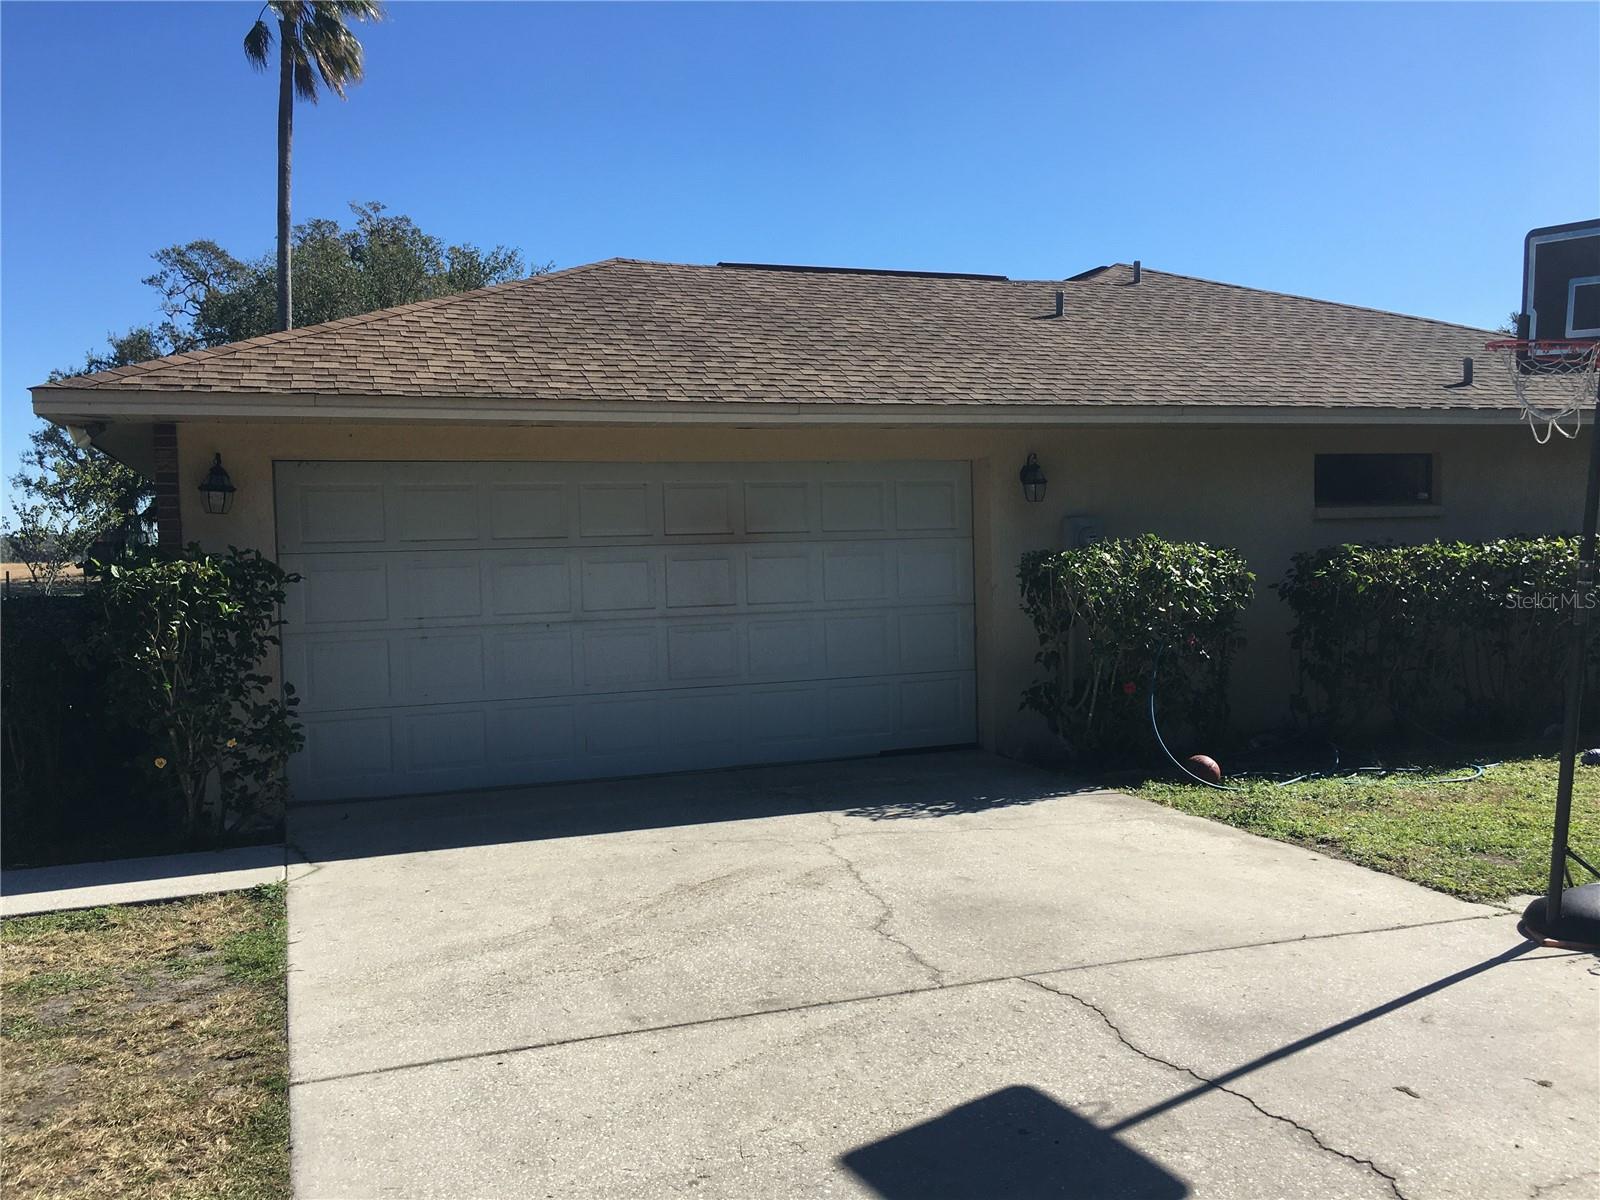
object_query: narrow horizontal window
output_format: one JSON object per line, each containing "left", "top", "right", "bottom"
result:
{"left": 1314, "top": 453, "right": 1435, "bottom": 507}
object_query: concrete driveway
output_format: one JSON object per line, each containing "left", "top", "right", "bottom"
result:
{"left": 287, "top": 751, "right": 1598, "bottom": 1200}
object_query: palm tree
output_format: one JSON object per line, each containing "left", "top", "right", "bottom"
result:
{"left": 244, "top": 1, "right": 382, "bottom": 332}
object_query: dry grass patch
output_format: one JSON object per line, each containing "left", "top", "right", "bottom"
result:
{"left": 1, "top": 885, "right": 287, "bottom": 1200}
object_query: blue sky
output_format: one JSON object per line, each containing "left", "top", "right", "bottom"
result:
{"left": 3, "top": 1, "right": 1597, "bottom": 510}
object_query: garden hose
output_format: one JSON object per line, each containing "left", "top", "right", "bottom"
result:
{"left": 1147, "top": 643, "right": 1244, "bottom": 792}
{"left": 1147, "top": 642, "right": 1494, "bottom": 791}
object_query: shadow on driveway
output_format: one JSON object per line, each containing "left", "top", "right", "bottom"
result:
{"left": 843, "top": 1085, "right": 1189, "bottom": 1199}
{"left": 843, "top": 942, "right": 1557, "bottom": 1199}
{"left": 289, "top": 749, "right": 1097, "bottom": 866}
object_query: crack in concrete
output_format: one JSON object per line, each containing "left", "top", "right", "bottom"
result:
{"left": 820, "top": 814, "right": 946, "bottom": 986}
{"left": 1021, "top": 977, "right": 1408, "bottom": 1200}
{"left": 290, "top": 911, "right": 1511, "bottom": 1087}
{"left": 1529, "top": 1169, "right": 1600, "bottom": 1199}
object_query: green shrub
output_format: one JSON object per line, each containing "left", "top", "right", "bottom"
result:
{"left": 1019, "top": 536, "right": 1256, "bottom": 759}
{"left": 1277, "top": 537, "right": 1590, "bottom": 737}
{"left": 93, "top": 546, "right": 303, "bottom": 844}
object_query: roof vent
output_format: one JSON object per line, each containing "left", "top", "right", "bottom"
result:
{"left": 1132, "top": 260, "right": 1142, "bottom": 284}
{"left": 1054, "top": 290, "right": 1064, "bottom": 318}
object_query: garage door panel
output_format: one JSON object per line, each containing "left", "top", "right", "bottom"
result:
{"left": 491, "top": 629, "right": 578, "bottom": 695}
{"left": 281, "top": 555, "right": 389, "bottom": 627}
{"left": 394, "top": 483, "right": 479, "bottom": 542}
{"left": 488, "top": 701, "right": 578, "bottom": 766}
{"left": 488, "top": 484, "right": 569, "bottom": 541}
{"left": 579, "top": 552, "right": 657, "bottom": 613}
{"left": 277, "top": 461, "right": 974, "bottom": 801}
{"left": 578, "top": 482, "right": 655, "bottom": 538}
{"left": 743, "top": 482, "right": 811, "bottom": 533}
{"left": 826, "top": 680, "right": 896, "bottom": 738}
{"left": 898, "top": 541, "right": 971, "bottom": 601}
{"left": 293, "top": 714, "right": 394, "bottom": 796}
{"left": 894, "top": 481, "right": 961, "bottom": 532}
{"left": 824, "top": 614, "right": 892, "bottom": 675}
{"left": 288, "top": 670, "right": 974, "bottom": 799}
{"left": 900, "top": 675, "right": 970, "bottom": 734}
{"left": 293, "top": 638, "right": 392, "bottom": 713}
{"left": 403, "top": 709, "right": 488, "bottom": 772}
{"left": 278, "top": 461, "right": 971, "bottom": 553}
{"left": 487, "top": 554, "right": 574, "bottom": 617}
{"left": 397, "top": 633, "right": 485, "bottom": 705}
{"left": 393, "top": 554, "right": 484, "bottom": 620}
{"left": 744, "top": 685, "right": 823, "bottom": 748}
{"left": 664, "top": 482, "right": 737, "bottom": 536}
{"left": 296, "top": 483, "right": 387, "bottom": 547}
{"left": 898, "top": 608, "right": 974, "bottom": 672}
{"left": 822, "top": 546, "right": 889, "bottom": 602}
{"left": 747, "top": 617, "right": 823, "bottom": 677}
{"left": 746, "top": 547, "right": 815, "bottom": 606}
{"left": 662, "top": 691, "right": 745, "bottom": 750}
{"left": 665, "top": 550, "right": 738, "bottom": 609}
{"left": 583, "top": 697, "right": 660, "bottom": 755}
{"left": 667, "top": 623, "right": 743, "bottom": 682}
{"left": 821, "top": 481, "right": 887, "bottom": 532}
{"left": 581, "top": 626, "right": 660, "bottom": 688}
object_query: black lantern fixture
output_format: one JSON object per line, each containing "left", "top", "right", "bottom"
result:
{"left": 198, "top": 454, "right": 236, "bottom": 515}
{"left": 1019, "top": 453, "right": 1047, "bottom": 503}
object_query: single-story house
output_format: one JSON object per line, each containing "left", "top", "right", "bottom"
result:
{"left": 33, "top": 258, "right": 1584, "bottom": 802}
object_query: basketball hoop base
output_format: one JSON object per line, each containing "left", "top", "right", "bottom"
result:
{"left": 1518, "top": 883, "right": 1600, "bottom": 951}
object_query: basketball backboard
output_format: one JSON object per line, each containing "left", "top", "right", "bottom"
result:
{"left": 1519, "top": 219, "right": 1600, "bottom": 343}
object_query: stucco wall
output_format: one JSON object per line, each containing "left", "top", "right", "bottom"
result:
{"left": 174, "top": 419, "right": 1586, "bottom": 757}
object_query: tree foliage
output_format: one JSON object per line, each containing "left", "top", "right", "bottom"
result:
{"left": 243, "top": 0, "right": 381, "bottom": 104}
{"left": 5, "top": 425, "right": 151, "bottom": 592}
{"left": 143, "top": 202, "right": 533, "bottom": 351}
{"left": 1019, "top": 536, "right": 1255, "bottom": 758}
{"left": 6, "top": 203, "right": 537, "bottom": 571}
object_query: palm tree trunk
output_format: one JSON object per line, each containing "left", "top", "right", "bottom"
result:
{"left": 276, "top": 19, "right": 293, "bottom": 332}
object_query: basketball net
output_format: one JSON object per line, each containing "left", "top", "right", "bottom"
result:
{"left": 1483, "top": 339, "right": 1600, "bottom": 443}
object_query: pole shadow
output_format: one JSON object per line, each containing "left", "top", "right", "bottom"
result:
{"left": 841, "top": 1085, "right": 1188, "bottom": 1199}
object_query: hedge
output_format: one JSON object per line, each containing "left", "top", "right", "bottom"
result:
{"left": 1277, "top": 537, "right": 1592, "bottom": 737}
{"left": 1019, "top": 535, "right": 1255, "bottom": 758}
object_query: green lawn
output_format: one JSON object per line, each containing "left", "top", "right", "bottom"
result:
{"left": 1, "top": 884, "right": 288, "bottom": 1200}
{"left": 1136, "top": 755, "right": 1600, "bottom": 901}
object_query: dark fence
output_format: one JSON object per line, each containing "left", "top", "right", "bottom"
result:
{"left": 0, "top": 590, "right": 158, "bottom": 867}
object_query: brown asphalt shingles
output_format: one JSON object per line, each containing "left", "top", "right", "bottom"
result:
{"left": 36, "top": 258, "right": 1521, "bottom": 411}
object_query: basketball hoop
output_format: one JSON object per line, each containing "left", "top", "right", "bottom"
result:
{"left": 1483, "top": 338, "right": 1600, "bottom": 442}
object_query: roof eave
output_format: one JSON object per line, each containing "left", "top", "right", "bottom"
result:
{"left": 32, "top": 388, "right": 1532, "bottom": 428}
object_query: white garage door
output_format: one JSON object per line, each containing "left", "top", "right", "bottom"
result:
{"left": 276, "top": 460, "right": 976, "bottom": 802}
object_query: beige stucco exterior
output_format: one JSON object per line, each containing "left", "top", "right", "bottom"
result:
{"left": 171, "top": 418, "right": 1585, "bottom": 757}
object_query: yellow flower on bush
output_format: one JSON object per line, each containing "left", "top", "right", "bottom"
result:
{"left": 226, "top": 739, "right": 237, "bottom": 749}
{"left": 154, "top": 757, "right": 168, "bottom": 769}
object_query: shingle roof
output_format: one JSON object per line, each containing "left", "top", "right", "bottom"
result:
{"left": 36, "top": 257, "right": 1520, "bottom": 411}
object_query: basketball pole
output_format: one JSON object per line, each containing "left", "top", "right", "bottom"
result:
{"left": 1532, "top": 377, "right": 1600, "bottom": 941}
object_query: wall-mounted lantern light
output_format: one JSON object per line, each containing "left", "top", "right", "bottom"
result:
{"left": 1019, "top": 453, "right": 1048, "bottom": 503}
{"left": 198, "top": 454, "right": 236, "bottom": 515}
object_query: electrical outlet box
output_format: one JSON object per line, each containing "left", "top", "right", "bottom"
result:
{"left": 1060, "top": 515, "right": 1103, "bottom": 549}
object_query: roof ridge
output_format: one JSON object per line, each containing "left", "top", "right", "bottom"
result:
{"left": 1095, "top": 263, "right": 1498, "bottom": 338}
{"left": 45, "top": 257, "right": 631, "bottom": 389}
{"left": 716, "top": 261, "right": 1010, "bottom": 281}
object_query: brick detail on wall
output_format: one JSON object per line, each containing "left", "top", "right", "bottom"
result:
{"left": 152, "top": 423, "right": 181, "bottom": 549}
